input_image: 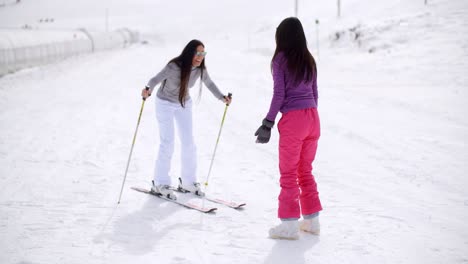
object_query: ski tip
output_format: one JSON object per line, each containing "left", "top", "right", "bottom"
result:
{"left": 236, "top": 203, "right": 247, "bottom": 209}
{"left": 229, "top": 203, "right": 246, "bottom": 210}
{"left": 132, "top": 186, "right": 217, "bottom": 213}
{"left": 206, "top": 208, "right": 218, "bottom": 213}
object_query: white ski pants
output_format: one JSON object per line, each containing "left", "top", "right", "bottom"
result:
{"left": 154, "top": 97, "right": 197, "bottom": 186}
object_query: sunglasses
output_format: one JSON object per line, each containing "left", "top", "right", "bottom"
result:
{"left": 195, "top": 51, "right": 207, "bottom": 57}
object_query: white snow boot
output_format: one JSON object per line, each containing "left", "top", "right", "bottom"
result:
{"left": 178, "top": 178, "right": 205, "bottom": 197}
{"left": 151, "top": 182, "right": 177, "bottom": 200}
{"left": 299, "top": 216, "right": 320, "bottom": 235}
{"left": 268, "top": 220, "right": 299, "bottom": 240}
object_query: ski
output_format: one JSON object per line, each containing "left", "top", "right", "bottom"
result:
{"left": 131, "top": 187, "right": 217, "bottom": 213}
{"left": 205, "top": 196, "right": 246, "bottom": 209}
{"left": 174, "top": 178, "right": 246, "bottom": 209}
{"left": 173, "top": 187, "right": 246, "bottom": 209}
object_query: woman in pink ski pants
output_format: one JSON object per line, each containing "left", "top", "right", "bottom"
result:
{"left": 255, "top": 17, "right": 322, "bottom": 239}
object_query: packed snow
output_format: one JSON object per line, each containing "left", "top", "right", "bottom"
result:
{"left": 1, "top": 0, "right": 467, "bottom": 263}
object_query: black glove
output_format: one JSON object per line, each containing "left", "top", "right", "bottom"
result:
{"left": 255, "top": 118, "right": 275, "bottom": 143}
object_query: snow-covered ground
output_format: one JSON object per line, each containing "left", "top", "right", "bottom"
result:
{"left": 1, "top": 0, "right": 467, "bottom": 263}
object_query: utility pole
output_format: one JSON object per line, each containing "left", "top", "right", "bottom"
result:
{"left": 295, "top": 0, "right": 298, "bottom": 17}
{"left": 337, "top": 0, "right": 341, "bottom": 18}
{"left": 315, "top": 19, "right": 320, "bottom": 60}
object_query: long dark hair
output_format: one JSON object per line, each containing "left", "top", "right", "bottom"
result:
{"left": 169, "top": 39, "right": 205, "bottom": 107}
{"left": 272, "top": 17, "right": 316, "bottom": 84}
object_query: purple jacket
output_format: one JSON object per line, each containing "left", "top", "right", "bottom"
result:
{"left": 266, "top": 52, "right": 318, "bottom": 122}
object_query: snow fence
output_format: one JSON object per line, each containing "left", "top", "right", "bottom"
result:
{"left": 0, "top": 28, "right": 139, "bottom": 76}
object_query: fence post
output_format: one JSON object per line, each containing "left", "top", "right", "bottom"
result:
{"left": 295, "top": 0, "right": 298, "bottom": 17}
{"left": 105, "top": 8, "right": 109, "bottom": 32}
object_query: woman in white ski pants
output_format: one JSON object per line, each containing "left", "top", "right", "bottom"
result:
{"left": 142, "top": 39, "right": 231, "bottom": 199}
{"left": 154, "top": 97, "right": 197, "bottom": 186}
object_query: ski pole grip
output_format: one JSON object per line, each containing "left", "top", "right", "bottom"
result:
{"left": 143, "top": 86, "right": 150, "bottom": 101}
{"left": 225, "top": 92, "right": 232, "bottom": 106}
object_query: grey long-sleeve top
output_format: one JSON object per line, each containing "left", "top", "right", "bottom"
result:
{"left": 146, "top": 62, "right": 224, "bottom": 104}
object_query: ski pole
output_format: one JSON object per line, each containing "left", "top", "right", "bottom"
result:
{"left": 117, "top": 88, "right": 149, "bottom": 204}
{"left": 204, "top": 93, "right": 232, "bottom": 188}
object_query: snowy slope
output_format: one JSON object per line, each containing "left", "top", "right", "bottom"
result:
{"left": 1, "top": 0, "right": 467, "bottom": 263}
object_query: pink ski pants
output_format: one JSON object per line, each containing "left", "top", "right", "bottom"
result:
{"left": 277, "top": 108, "right": 322, "bottom": 219}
